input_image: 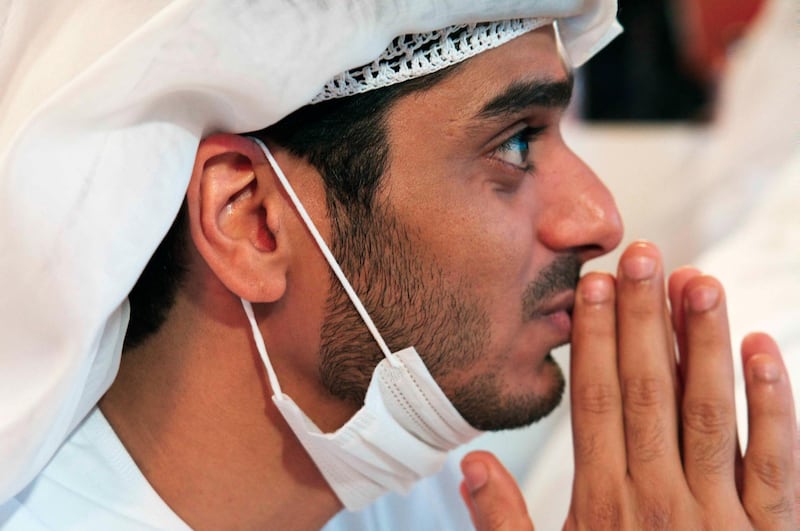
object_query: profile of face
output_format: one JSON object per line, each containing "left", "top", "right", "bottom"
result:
{"left": 317, "top": 27, "right": 624, "bottom": 431}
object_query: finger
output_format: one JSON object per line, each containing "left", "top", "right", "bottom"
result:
{"left": 679, "top": 275, "right": 740, "bottom": 505}
{"left": 570, "top": 273, "right": 626, "bottom": 486}
{"left": 667, "top": 266, "right": 702, "bottom": 382}
{"left": 740, "top": 333, "right": 797, "bottom": 529}
{"left": 460, "top": 451, "right": 534, "bottom": 531}
{"left": 742, "top": 335, "right": 800, "bottom": 525}
{"left": 616, "top": 242, "right": 682, "bottom": 479}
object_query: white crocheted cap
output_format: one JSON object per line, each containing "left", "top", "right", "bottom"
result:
{"left": 311, "top": 18, "right": 551, "bottom": 103}
{"left": 0, "top": 0, "right": 622, "bottom": 503}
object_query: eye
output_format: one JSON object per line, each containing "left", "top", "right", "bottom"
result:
{"left": 492, "top": 126, "right": 545, "bottom": 172}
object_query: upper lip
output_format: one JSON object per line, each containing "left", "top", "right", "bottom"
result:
{"left": 529, "top": 290, "right": 575, "bottom": 319}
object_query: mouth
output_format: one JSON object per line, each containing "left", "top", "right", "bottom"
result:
{"left": 530, "top": 290, "right": 575, "bottom": 338}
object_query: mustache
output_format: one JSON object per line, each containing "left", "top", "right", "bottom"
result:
{"left": 522, "top": 254, "right": 581, "bottom": 321}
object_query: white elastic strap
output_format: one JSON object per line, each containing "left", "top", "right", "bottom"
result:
{"left": 249, "top": 137, "right": 396, "bottom": 363}
{"left": 241, "top": 298, "right": 284, "bottom": 395}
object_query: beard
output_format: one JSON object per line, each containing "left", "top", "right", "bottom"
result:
{"left": 318, "top": 201, "right": 577, "bottom": 431}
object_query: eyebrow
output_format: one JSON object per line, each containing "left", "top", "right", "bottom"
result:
{"left": 475, "top": 75, "right": 574, "bottom": 120}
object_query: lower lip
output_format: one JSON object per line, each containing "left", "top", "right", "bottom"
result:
{"left": 544, "top": 310, "right": 572, "bottom": 336}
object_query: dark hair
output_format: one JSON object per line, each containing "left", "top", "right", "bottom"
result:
{"left": 123, "top": 66, "right": 458, "bottom": 349}
{"left": 123, "top": 200, "right": 188, "bottom": 349}
{"left": 251, "top": 66, "right": 458, "bottom": 210}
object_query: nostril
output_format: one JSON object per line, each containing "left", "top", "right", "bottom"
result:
{"left": 577, "top": 243, "right": 611, "bottom": 263}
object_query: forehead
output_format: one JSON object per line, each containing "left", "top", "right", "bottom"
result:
{"left": 393, "top": 25, "right": 567, "bottom": 121}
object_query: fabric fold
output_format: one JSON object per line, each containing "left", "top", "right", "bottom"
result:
{"left": 0, "top": 0, "right": 620, "bottom": 502}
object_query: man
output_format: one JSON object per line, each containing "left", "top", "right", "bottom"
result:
{"left": 1, "top": 2, "right": 796, "bottom": 530}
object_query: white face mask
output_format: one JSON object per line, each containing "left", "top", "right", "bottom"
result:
{"left": 243, "top": 138, "right": 481, "bottom": 511}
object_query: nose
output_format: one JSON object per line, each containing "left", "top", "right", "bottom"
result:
{"left": 537, "top": 146, "right": 623, "bottom": 263}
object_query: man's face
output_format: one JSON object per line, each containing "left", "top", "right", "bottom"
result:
{"left": 319, "top": 26, "right": 623, "bottom": 430}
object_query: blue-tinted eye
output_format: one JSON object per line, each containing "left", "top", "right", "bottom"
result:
{"left": 494, "top": 126, "right": 544, "bottom": 171}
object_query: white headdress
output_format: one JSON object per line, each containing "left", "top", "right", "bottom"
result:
{"left": 0, "top": 0, "right": 621, "bottom": 502}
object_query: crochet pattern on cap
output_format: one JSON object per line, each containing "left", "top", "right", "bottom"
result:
{"left": 311, "top": 18, "right": 548, "bottom": 103}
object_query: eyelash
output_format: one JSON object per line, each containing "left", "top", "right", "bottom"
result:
{"left": 493, "top": 126, "right": 546, "bottom": 173}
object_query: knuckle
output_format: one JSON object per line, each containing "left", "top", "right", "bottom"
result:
{"left": 748, "top": 452, "right": 791, "bottom": 490}
{"left": 621, "top": 379, "right": 671, "bottom": 462}
{"left": 576, "top": 383, "right": 619, "bottom": 415}
{"left": 762, "top": 496, "right": 794, "bottom": 519}
{"left": 745, "top": 495, "right": 795, "bottom": 527}
{"left": 683, "top": 400, "right": 735, "bottom": 475}
{"left": 623, "top": 377, "right": 667, "bottom": 413}
{"left": 629, "top": 419, "right": 668, "bottom": 463}
{"left": 683, "top": 399, "right": 733, "bottom": 434}
{"left": 688, "top": 433, "right": 733, "bottom": 475}
{"left": 620, "top": 379, "right": 670, "bottom": 464}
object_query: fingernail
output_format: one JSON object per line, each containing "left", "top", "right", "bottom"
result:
{"left": 582, "top": 275, "right": 611, "bottom": 304}
{"left": 687, "top": 284, "right": 719, "bottom": 312}
{"left": 622, "top": 254, "right": 656, "bottom": 280}
{"left": 750, "top": 354, "right": 781, "bottom": 383}
{"left": 462, "top": 460, "right": 488, "bottom": 494}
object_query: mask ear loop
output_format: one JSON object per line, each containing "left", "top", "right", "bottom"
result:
{"left": 248, "top": 137, "right": 399, "bottom": 367}
{"left": 241, "top": 298, "right": 284, "bottom": 395}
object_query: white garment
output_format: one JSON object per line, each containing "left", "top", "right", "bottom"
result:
{"left": 661, "top": 0, "right": 800, "bottom": 266}
{"left": 0, "top": 0, "right": 621, "bottom": 502}
{"left": 0, "top": 407, "right": 472, "bottom": 530}
{"left": 0, "top": 408, "right": 190, "bottom": 531}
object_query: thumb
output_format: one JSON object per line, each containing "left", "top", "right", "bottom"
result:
{"left": 460, "top": 451, "right": 535, "bottom": 531}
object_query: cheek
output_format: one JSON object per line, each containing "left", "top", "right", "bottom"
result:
{"left": 471, "top": 189, "right": 538, "bottom": 273}
{"left": 428, "top": 196, "right": 537, "bottom": 297}
{"left": 391, "top": 164, "right": 540, "bottom": 293}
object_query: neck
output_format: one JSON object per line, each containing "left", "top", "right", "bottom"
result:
{"left": 100, "top": 282, "right": 344, "bottom": 530}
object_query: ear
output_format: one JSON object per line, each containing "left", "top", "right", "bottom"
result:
{"left": 186, "top": 133, "right": 288, "bottom": 303}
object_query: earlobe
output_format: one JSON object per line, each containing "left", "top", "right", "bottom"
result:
{"left": 186, "top": 134, "right": 289, "bottom": 303}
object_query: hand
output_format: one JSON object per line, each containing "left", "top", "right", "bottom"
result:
{"left": 459, "top": 241, "right": 798, "bottom": 530}
{"left": 567, "top": 241, "right": 797, "bottom": 529}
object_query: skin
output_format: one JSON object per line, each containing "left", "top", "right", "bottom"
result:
{"left": 99, "top": 25, "right": 798, "bottom": 530}
{"left": 460, "top": 244, "right": 799, "bottom": 529}
{"left": 316, "top": 27, "right": 618, "bottom": 430}
{"left": 366, "top": 28, "right": 621, "bottom": 419}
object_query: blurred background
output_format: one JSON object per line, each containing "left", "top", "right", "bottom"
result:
{"left": 567, "top": 0, "right": 792, "bottom": 275}
{"left": 580, "top": 0, "right": 765, "bottom": 123}
{"left": 456, "top": 1, "right": 799, "bottom": 527}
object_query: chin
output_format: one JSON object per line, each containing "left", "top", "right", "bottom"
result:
{"left": 451, "top": 356, "right": 565, "bottom": 432}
